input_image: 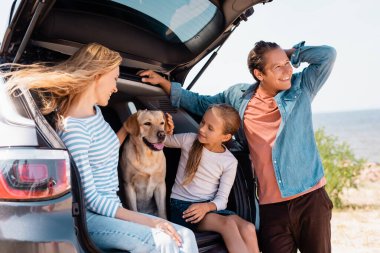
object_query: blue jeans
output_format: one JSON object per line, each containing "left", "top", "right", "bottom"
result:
{"left": 86, "top": 211, "right": 198, "bottom": 253}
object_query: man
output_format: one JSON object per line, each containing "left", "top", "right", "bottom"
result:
{"left": 140, "top": 41, "right": 336, "bottom": 253}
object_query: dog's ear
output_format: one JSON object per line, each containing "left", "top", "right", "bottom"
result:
{"left": 124, "top": 113, "right": 140, "bottom": 136}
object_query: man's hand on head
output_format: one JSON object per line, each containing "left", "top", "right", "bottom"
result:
{"left": 284, "top": 48, "right": 296, "bottom": 60}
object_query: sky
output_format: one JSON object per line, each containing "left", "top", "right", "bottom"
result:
{"left": 1, "top": 0, "right": 379, "bottom": 113}
{"left": 185, "top": 0, "right": 380, "bottom": 113}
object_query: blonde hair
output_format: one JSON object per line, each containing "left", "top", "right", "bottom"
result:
{"left": 1, "top": 43, "right": 122, "bottom": 129}
{"left": 182, "top": 104, "right": 241, "bottom": 185}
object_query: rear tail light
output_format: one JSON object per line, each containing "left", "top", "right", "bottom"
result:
{"left": 0, "top": 148, "right": 70, "bottom": 201}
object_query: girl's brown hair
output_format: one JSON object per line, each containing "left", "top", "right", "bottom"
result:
{"left": 1, "top": 43, "right": 122, "bottom": 129}
{"left": 182, "top": 104, "right": 241, "bottom": 185}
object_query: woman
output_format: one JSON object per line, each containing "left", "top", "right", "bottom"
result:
{"left": 3, "top": 43, "right": 198, "bottom": 253}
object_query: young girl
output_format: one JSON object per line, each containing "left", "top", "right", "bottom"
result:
{"left": 3, "top": 43, "right": 198, "bottom": 253}
{"left": 165, "top": 104, "right": 259, "bottom": 253}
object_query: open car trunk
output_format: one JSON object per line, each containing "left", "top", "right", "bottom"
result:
{"left": 0, "top": 0, "right": 273, "bottom": 251}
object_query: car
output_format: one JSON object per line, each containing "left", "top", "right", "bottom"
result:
{"left": 0, "top": 0, "right": 273, "bottom": 252}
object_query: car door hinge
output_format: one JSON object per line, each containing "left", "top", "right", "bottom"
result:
{"left": 72, "top": 202, "right": 80, "bottom": 217}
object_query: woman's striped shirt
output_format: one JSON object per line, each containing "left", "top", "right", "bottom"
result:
{"left": 58, "top": 105, "right": 121, "bottom": 218}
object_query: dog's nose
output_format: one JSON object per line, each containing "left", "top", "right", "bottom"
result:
{"left": 157, "top": 131, "right": 166, "bottom": 141}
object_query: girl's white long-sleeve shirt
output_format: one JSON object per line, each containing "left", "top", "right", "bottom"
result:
{"left": 165, "top": 133, "right": 237, "bottom": 210}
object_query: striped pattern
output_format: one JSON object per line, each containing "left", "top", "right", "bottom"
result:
{"left": 58, "top": 106, "right": 121, "bottom": 217}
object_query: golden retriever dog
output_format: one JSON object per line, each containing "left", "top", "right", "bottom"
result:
{"left": 120, "top": 110, "right": 168, "bottom": 219}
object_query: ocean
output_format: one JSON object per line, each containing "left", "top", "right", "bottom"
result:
{"left": 312, "top": 109, "right": 380, "bottom": 163}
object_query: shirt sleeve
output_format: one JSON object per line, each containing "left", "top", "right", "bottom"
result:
{"left": 170, "top": 82, "right": 226, "bottom": 116}
{"left": 60, "top": 124, "right": 120, "bottom": 218}
{"left": 211, "top": 157, "right": 238, "bottom": 210}
{"left": 164, "top": 133, "right": 196, "bottom": 148}
{"left": 291, "top": 41, "right": 337, "bottom": 100}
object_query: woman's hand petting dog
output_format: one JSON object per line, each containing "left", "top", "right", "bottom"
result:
{"left": 153, "top": 218, "right": 183, "bottom": 247}
{"left": 183, "top": 202, "right": 216, "bottom": 224}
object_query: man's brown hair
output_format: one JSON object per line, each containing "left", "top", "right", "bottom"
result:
{"left": 247, "top": 40, "right": 280, "bottom": 82}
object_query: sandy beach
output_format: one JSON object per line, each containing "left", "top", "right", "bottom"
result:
{"left": 332, "top": 163, "right": 380, "bottom": 253}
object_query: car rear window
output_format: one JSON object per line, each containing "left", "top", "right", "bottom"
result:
{"left": 112, "top": 0, "right": 217, "bottom": 43}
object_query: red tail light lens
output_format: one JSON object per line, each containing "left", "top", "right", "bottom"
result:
{"left": 17, "top": 163, "right": 48, "bottom": 183}
{"left": 0, "top": 148, "right": 70, "bottom": 201}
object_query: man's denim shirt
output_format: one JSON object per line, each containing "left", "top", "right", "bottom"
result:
{"left": 170, "top": 42, "right": 337, "bottom": 198}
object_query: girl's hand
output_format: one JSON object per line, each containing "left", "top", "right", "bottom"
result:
{"left": 183, "top": 203, "right": 214, "bottom": 224}
{"left": 165, "top": 113, "right": 174, "bottom": 135}
{"left": 152, "top": 219, "right": 183, "bottom": 247}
